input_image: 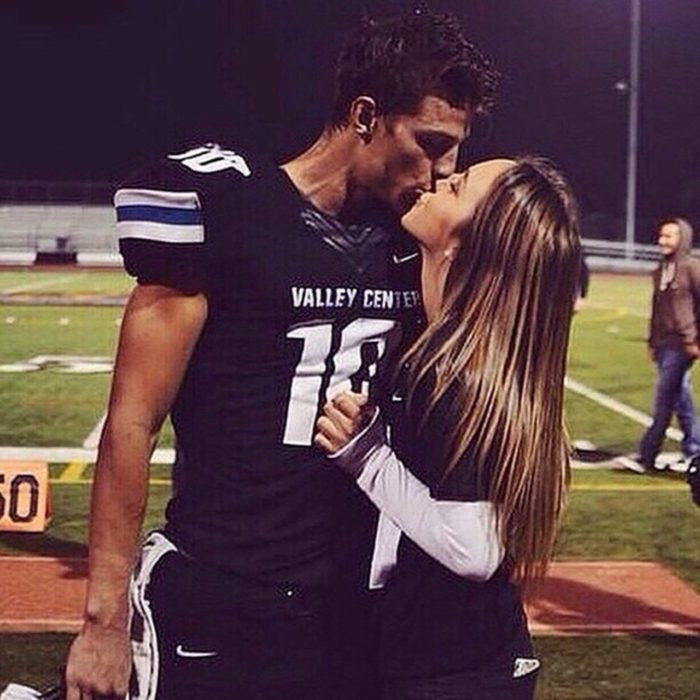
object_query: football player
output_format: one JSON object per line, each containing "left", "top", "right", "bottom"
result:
{"left": 65, "top": 10, "right": 497, "bottom": 700}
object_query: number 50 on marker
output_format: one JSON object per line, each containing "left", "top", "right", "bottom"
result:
{"left": 0, "top": 461, "right": 51, "bottom": 532}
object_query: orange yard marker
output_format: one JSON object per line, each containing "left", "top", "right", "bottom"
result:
{"left": 0, "top": 461, "right": 51, "bottom": 532}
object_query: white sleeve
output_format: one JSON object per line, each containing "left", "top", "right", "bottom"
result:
{"left": 0, "top": 684, "right": 43, "bottom": 699}
{"left": 328, "top": 409, "right": 504, "bottom": 582}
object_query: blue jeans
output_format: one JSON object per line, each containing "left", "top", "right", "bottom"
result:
{"left": 639, "top": 347, "right": 700, "bottom": 466}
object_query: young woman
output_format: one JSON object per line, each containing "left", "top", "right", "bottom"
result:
{"left": 315, "top": 157, "right": 581, "bottom": 699}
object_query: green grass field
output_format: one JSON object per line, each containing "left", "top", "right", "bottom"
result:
{"left": 0, "top": 269, "right": 670, "bottom": 453}
{"left": 1, "top": 634, "right": 698, "bottom": 700}
{"left": 0, "top": 268, "right": 134, "bottom": 298}
{"left": 1, "top": 269, "right": 699, "bottom": 697}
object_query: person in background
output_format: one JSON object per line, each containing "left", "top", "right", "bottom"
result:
{"left": 574, "top": 255, "right": 589, "bottom": 312}
{"left": 64, "top": 10, "right": 497, "bottom": 700}
{"left": 686, "top": 454, "right": 700, "bottom": 506}
{"left": 637, "top": 218, "right": 700, "bottom": 472}
{"left": 316, "top": 157, "right": 581, "bottom": 700}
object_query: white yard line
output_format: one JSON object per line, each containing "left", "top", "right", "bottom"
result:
{"left": 0, "top": 376, "right": 676, "bottom": 468}
{"left": 529, "top": 621, "right": 700, "bottom": 635}
{"left": 0, "top": 446, "right": 174, "bottom": 463}
{"left": 585, "top": 301, "right": 650, "bottom": 320}
{"left": 564, "top": 376, "right": 682, "bottom": 442}
{"left": 83, "top": 412, "right": 107, "bottom": 449}
{"left": 2, "top": 274, "right": 83, "bottom": 294}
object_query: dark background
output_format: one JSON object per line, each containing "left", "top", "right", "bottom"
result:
{"left": 1, "top": 0, "right": 698, "bottom": 240}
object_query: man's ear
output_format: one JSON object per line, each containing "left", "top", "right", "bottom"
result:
{"left": 349, "top": 96, "right": 378, "bottom": 143}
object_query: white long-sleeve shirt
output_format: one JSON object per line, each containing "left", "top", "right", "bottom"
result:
{"left": 328, "top": 409, "right": 504, "bottom": 588}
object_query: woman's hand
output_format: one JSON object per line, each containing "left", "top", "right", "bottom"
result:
{"left": 314, "top": 391, "right": 372, "bottom": 454}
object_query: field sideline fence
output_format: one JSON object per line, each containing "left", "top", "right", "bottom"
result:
{"left": 0, "top": 200, "right": 676, "bottom": 272}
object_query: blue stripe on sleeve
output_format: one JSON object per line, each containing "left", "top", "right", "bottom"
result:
{"left": 116, "top": 205, "right": 202, "bottom": 225}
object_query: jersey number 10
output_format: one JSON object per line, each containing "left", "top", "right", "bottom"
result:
{"left": 283, "top": 318, "right": 400, "bottom": 446}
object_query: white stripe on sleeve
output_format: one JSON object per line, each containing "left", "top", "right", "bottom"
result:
{"left": 114, "top": 189, "right": 201, "bottom": 209}
{"left": 116, "top": 220, "right": 204, "bottom": 244}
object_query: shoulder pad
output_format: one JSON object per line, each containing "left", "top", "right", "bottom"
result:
{"left": 115, "top": 143, "right": 264, "bottom": 286}
{"left": 115, "top": 143, "right": 262, "bottom": 238}
{"left": 119, "top": 142, "right": 257, "bottom": 198}
{"left": 165, "top": 143, "right": 254, "bottom": 179}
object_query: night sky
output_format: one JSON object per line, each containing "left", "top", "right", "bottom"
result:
{"left": 2, "top": 0, "right": 699, "bottom": 241}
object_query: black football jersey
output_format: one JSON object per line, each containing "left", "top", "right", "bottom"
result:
{"left": 116, "top": 143, "right": 422, "bottom": 586}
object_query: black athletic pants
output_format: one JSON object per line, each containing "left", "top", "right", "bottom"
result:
{"left": 131, "top": 538, "right": 334, "bottom": 700}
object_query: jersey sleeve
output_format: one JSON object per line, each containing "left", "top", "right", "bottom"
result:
{"left": 115, "top": 143, "right": 255, "bottom": 291}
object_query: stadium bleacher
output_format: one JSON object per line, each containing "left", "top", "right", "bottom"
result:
{"left": 0, "top": 180, "right": 665, "bottom": 271}
{"left": 0, "top": 204, "right": 118, "bottom": 266}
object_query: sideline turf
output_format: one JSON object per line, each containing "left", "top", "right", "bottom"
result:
{"left": 1, "top": 471, "right": 698, "bottom": 588}
{"left": 1, "top": 634, "right": 698, "bottom": 699}
{"left": 0, "top": 269, "right": 133, "bottom": 297}
{"left": 0, "top": 272, "right": 671, "bottom": 452}
{"left": 1, "top": 271, "right": 699, "bottom": 698}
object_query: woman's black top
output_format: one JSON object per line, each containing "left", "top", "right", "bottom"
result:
{"left": 377, "top": 378, "right": 533, "bottom": 679}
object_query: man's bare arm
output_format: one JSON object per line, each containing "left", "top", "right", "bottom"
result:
{"left": 65, "top": 284, "right": 207, "bottom": 699}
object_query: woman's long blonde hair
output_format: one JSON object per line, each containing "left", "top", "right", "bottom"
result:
{"left": 403, "top": 156, "right": 581, "bottom": 584}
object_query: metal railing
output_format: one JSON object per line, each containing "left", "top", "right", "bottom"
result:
{"left": 582, "top": 238, "right": 660, "bottom": 262}
{"left": 0, "top": 201, "right": 681, "bottom": 272}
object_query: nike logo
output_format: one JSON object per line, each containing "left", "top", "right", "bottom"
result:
{"left": 513, "top": 657, "right": 540, "bottom": 678}
{"left": 392, "top": 252, "right": 419, "bottom": 264}
{"left": 175, "top": 644, "right": 218, "bottom": 659}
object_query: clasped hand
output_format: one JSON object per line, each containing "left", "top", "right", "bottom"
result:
{"left": 314, "top": 391, "right": 373, "bottom": 454}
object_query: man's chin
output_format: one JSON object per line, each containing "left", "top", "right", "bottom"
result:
{"left": 395, "top": 191, "right": 421, "bottom": 217}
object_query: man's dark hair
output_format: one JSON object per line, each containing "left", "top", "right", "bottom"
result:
{"left": 331, "top": 10, "right": 498, "bottom": 125}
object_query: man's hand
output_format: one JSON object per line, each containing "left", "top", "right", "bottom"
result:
{"left": 684, "top": 343, "right": 700, "bottom": 359}
{"left": 65, "top": 622, "right": 131, "bottom": 699}
{"left": 314, "top": 391, "right": 372, "bottom": 454}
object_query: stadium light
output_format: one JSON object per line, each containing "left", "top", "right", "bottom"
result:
{"left": 625, "top": 0, "right": 641, "bottom": 259}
